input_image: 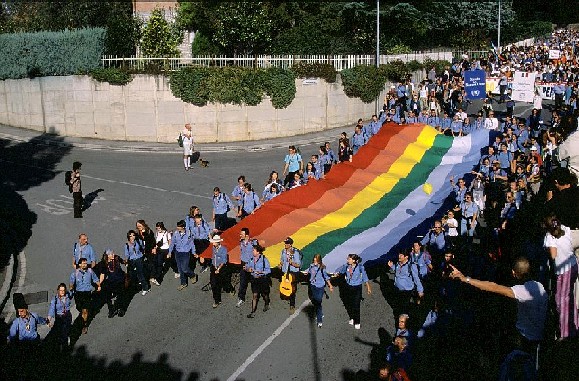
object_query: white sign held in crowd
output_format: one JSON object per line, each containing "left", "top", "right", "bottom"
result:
{"left": 548, "top": 49, "right": 561, "bottom": 59}
{"left": 511, "top": 71, "right": 536, "bottom": 103}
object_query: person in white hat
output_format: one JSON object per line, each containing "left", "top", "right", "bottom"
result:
{"left": 209, "top": 234, "right": 229, "bottom": 308}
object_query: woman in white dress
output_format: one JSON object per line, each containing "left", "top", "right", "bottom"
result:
{"left": 182, "top": 131, "right": 193, "bottom": 171}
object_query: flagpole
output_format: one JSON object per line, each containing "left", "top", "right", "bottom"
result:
{"left": 376, "top": 0, "right": 380, "bottom": 116}
{"left": 497, "top": 0, "right": 501, "bottom": 52}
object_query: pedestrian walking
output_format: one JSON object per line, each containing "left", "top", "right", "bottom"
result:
{"left": 167, "top": 220, "right": 197, "bottom": 290}
{"left": 69, "top": 258, "right": 100, "bottom": 334}
{"left": 209, "top": 234, "right": 229, "bottom": 308}
{"left": 47, "top": 283, "right": 73, "bottom": 350}
{"left": 96, "top": 249, "right": 127, "bottom": 318}
{"left": 282, "top": 145, "right": 303, "bottom": 187}
{"left": 124, "top": 230, "right": 150, "bottom": 296}
{"left": 182, "top": 124, "right": 194, "bottom": 171}
{"left": 246, "top": 241, "right": 272, "bottom": 318}
{"left": 237, "top": 227, "right": 253, "bottom": 307}
{"left": 72, "top": 233, "right": 96, "bottom": 269}
{"left": 335, "top": 254, "right": 372, "bottom": 329}
{"left": 307, "top": 254, "right": 334, "bottom": 328}
{"left": 71, "top": 161, "right": 83, "bottom": 218}
{"left": 212, "top": 187, "right": 234, "bottom": 232}
{"left": 279, "top": 237, "right": 302, "bottom": 314}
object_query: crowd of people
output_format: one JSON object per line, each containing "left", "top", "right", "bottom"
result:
{"left": 6, "top": 29, "right": 579, "bottom": 381}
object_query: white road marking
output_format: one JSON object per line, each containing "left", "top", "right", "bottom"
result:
{"left": 226, "top": 298, "right": 310, "bottom": 381}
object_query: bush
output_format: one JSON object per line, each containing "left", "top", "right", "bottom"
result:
{"left": 0, "top": 28, "right": 106, "bottom": 80}
{"left": 423, "top": 59, "right": 452, "bottom": 75}
{"left": 290, "top": 62, "right": 337, "bottom": 83}
{"left": 381, "top": 60, "right": 410, "bottom": 83}
{"left": 406, "top": 60, "right": 424, "bottom": 73}
{"left": 341, "top": 65, "right": 389, "bottom": 103}
{"left": 168, "top": 66, "right": 296, "bottom": 109}
{"left": 89, "top": 68, "right": 133, "bottom": 86}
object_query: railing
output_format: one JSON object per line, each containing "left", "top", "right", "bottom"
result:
{"left": 100, "top": 52, "right": 454, "bottom": 72}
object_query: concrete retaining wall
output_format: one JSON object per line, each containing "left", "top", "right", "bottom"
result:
{"left": 0, "top": 73, "right": 420, "bottom": 143}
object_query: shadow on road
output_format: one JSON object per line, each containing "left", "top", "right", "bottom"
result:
{"left": 0, "top": 134, "right": 72, "bottom": 313}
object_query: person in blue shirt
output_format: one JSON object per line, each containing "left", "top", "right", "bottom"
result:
{"left": 209, "top": 234, "right": 229, "bottom": 308}
{"left": 231, "top": 175, "right": 246, "bottom": 216}
{"left": 351, "top": 125, "right": 368, "bottom": 155}
{"left": 307, "top": 254, "right": 334, "bottom": 327}
{"left": 456, "top": 193, "right": 479, "bottom": 238}
{"left": 369, "top": 114, "right": 381, "bottom": 136}
{"left": 427, "top": 110, "right": 440, "bottom": 129}
{"left": 282, "top": 145, "right": 303, "bottom": 187}
{"left": 7, "top": 302, "right": 47, "bottom": 344}
{"left": 185, "top": 205, "right": 200, "bottom": 237}
{"left": 385, "top": 336, "right": 413, "bottom": 372}
{"left": 450, "top": 114, "right": 463, "bottom": 137}
{"left": 449, "top": 176, "right": 468, "bottom": 205}
{"left": 406, "top": 111, "right": 418, "bottom": 124}
{"left": 410, "top": 242, "right": 432, "bottom": 281}
{"left": 69, "top": 257, "right": 100, "bottom": 335}
{"left": 497, "top": 143, "right": 513, "bottom": 173}
{"left": 279, "top": 236, "right": 302, "bottom": 313}
{"left": 47, "top": 283, "right": 73, "bottom": 350}
{"left": 238, "top": 183, "right": 261, "bottom": 219}
{"left": 72, "top": 233, "right": 96, "bottom": 269}
{"left": 388, "top": 249, "right": 423, "bottom": 319}
{"left": 303, "top": 162, "right": 318, "bottom": 184}
{"left": 417, "top": 109, "right": 429, "bottom": 124}
{"left": 335, "top": 254, "right": 371, "bottom": 329}
{"left": 262, "top": 183, "right": 281, "bottom": 202}
{"left": 324, "top": 142, "right": 337, "bottom": 168}
{"left": 420, "top": 220, "right": 447, "bottom": 260}
{"left": 440, "top": 112, "right": 452, "bottom": 134}
{"left": 311, "top": 153, "right": 324, "bottom": 179}
{"left": 124, "top": 229, "right": 150, "bottom": 296}
{"left": 168, "top": 220, "right": 196, "bottom": 290}
{"left": 191, "top": 214, "right": 211, "bottom": 273}
{"left": 395, "top": 314, "right": 414, "bottom": 349}
{"left": 245, "top": 241, "right": 272, "bottom": 318}
{"left": 237, "top": 228, "right": 253, "bottom": 307}
{"left": 212, "top": 187, "right": 234, "bottom": 232}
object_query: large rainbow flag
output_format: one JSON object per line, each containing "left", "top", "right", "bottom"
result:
{"left": 203, "top": 123, "right": 489, "bottom": 272}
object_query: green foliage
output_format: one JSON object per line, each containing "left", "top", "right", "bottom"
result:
{"left": 405, "top": 60, "right": 424, "bottom": 73}
{"left": 423, "top": 59, "right": 451, "bottom": 75}
{"left": 89, "top": 68, "right": 132, "bottom": 86}
{"left": 290, "top": 63, "right": 337, "bottom": 83}
{"left": 104, "top": 13, "right": 142, "bottom": 57}
{"left": 168, "top": 66, "right": 296, "bottom": 109}
{"left": 385, "top": 43, "right": 413, "bottom": 54}
{"left": 341, "top": 65, "right": 389, "bottom": 103}
{"left": 140, "top": 8, "right": 181, "bottom": 58}
{"left": 501, "top": 21, "right": 553, "bottom": 45}
{"left": 191, "top": 31, "right": 222, "bottom": 56}
{"left": 381, "top": 60, "right": 411, "bottom": 83}
{"left": 0, "top": 28, "right": 105, "bottom": 80}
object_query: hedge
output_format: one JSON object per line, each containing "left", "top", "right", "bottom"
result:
{"left": 0, "top": 28, "right": 105, "bottom": 80}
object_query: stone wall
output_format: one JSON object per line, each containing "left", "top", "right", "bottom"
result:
{"left": 0, "top": 74, "right": 401, "bottom": 143}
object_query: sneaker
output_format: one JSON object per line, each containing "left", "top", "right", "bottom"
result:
{"left": 174, "top": 273, "right": 180, "bottom": 279}
{"left": 177, "top": 284, "right": 187, "bottom": 291}
{"left": 354, "top": 324, "right": 361, "bottom": 330}
{"left": 108, "top": 310, "right": 116, "bottom": 318}
{"left": 348, "top": 319, "right": 354, "bottom": 325}
{"left": 317, "top": 323, "right": 323, "bottom": 328}
{"left": 117, "top": 309, "right": 125, "bottom": 318}
{"left": 289, "top": 306, "right": 295, "bottom": 314}
{"left": 212, "top": 302, "right": 221, "bottom": 308}
{"left": 141, "top": 290, "right": 149, "bottom": 296}
{"left": 151, "top": 278, "right": 161, "bottom": 286}
{"left": 247, "top": 313, "right": 255, "bottom": 318}
{"left": 190, "top": 274, "right": 198, "bottom": 284}
{"left": 236, "top": 299, "right": 244, "bottom": 307}
{"left": 263, "top": 304, "right": 270, "bottom": 312}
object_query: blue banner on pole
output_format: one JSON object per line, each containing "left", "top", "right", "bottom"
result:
{"left": 464, "top": 69, "right": 486, "bottom": 100}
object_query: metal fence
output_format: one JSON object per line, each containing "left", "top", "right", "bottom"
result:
{"left": 100, "top": 52, "right": 453, "bottom": 72}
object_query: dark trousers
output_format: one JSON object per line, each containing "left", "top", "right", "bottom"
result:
{"left": 128, "top": 257, "right": 149, "bottom": 291}
{"left": 284, "top": 171, "right": 298, "bottom": 188}
{"left": 210, "top": 266, "right": 224, "bottom": 303}
{"left": 309, "top": 285, "right": 325, "bottom": 323}
{"left": 101, "top": 281, "right": 125, "bottom": 314}
{"left": 53, "top": 312, "right": 72, "bottom": 346}
{"left": 175, "top": 251, "right": 194, "bottom": 286}
{"left": 393, "top": 289, "right": 414, "bottom": 319}
{"left": 214, "top": 213, "right": 228, "bottom": 232}
{"left": 73, "top": 191, "right": 83, "bottom": 218}
{"left": 238, "top": 268, "right": 250, "bottom": 301}
{"left": 148, "top": 252, "right": 164, "bottom": 281}
{"left": 344, "top": 284, "right": 363, "bottom": 325}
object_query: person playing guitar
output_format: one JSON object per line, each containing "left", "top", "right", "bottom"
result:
{"left": 278, "top": 237, "right": 302, "bottom": 314}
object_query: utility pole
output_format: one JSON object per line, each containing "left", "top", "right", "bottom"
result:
{"left": 497, "top": 0, "right": 501, "bottom": 52}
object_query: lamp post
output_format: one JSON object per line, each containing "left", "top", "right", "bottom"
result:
{"left": 376, "top": 0, "right": 380, "bottom": 115}
{"left": 497, "top": 0, "right": 501, "bottom": 52}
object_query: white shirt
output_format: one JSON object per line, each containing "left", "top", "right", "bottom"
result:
{"left": 511, "top": 280, "right": 548, "bottom": 341}
{"left": 544, "top": 225, "right": 576, "bottom": 275}
{"left": 484, "top": 117, "right": 499, "bottom": 130}
{"left": 446, "top": 218, "right": 458, "bottom": 237}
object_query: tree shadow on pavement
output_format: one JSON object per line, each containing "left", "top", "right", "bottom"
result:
{"left": 0, "top": 134, "right": 72, "bottom": 311}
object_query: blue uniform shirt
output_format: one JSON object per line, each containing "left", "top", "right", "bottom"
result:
{"left": 246, "top": 254, "right": 271, "bottom": 278}
{"left": 411, "top": 251, "right": 431, "bottom": 278}
{"left": 284, "top": 153, "right": 302, "bottom": 172}
{"left": 451, "top": 185, "right": 467, "bottom": 204}
{"left": 232, "top": 184, "right": 245, "bottom": 206}
{"left": 427, "top": 116, "right": 440, "bottom": 127}
{"left": 239, "top": 239, "right": 253, "bottom": 264}
{"left": 370, "top": 120, "right": 381, "bottom": 135}
{"left": 326, "top": 148, "right": 337, "bottom": 164}
{"left": 70, "top": 268, "right": 99, "bottom": 292}
{"left": 168, "top": 231, "right": 194, "bottom": 253}
{"left": 191, "top": 220, "right": 211, "bottom": 240}
{"left": 73, "top": 242, "right": 96, "bottom": 265}
{"left": 48, "top": 293, "right": 73, "bottom": 319}
{"left": 351, "top": 132, "right": 367, "bottom": 148}
{"left": 450, "top": 120, "right": 463, "bottom": 133}
{"left": 336, "top": 263, "right": 369, "bottom": 286}
{"left": 390, "top": 261, "right": 424, "bottom": 293}
{"left": 8, "top": 313, "right": 47, "bottom": 342}
{"left": 213, "top": 193, "right": 233, "bottom": 215}
{"left": 263, "top": 189, "right": 280, "bottom": 202}
{"left": 420, "top": 231, "right": 447, "bottom": 253}
{"left": 497, "top": 151, "right": 512, "bottom": 169}
{"left": 441, "top": 117, "right": 452, "bottom": 130}
{"left": 124, "top": 240, "right": 144, "bottom": 260}
{"left": 313, "top": 159, "right": 324, "bottom": 176}
{"left": 280, "top": 248, "right": 302, "bottom": 272}
{"left": 212, "top": 245, "right": 228, "bottom": 268}
{"left": 362, "top": 123, "right": 373, "bottom": 139}
{"left": 308, "top": 264, "right": 331, "bottom": 288}
{"left": 242, "top": 191, "right": 261, "bottom": 214}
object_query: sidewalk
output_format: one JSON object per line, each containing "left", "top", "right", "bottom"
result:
{"left": 0, "top": 123, "right": 356, "bottom": 153}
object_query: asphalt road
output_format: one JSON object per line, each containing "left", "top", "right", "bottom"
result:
{"left": 0, "top": 98, "right": 549, "bottom": 381}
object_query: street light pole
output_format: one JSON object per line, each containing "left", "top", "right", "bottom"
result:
{"left": 497, "top": 0, "right": 501, "bottom": 52}
{"left": 376, "top": 0, "right": 380, "bottom": 115}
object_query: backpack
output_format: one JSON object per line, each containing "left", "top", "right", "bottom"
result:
{"left": 65, "top": 171, "right": 73, "bottom": 193}
{"left": 177, "top": 133, "right": 184, "bottom": 147}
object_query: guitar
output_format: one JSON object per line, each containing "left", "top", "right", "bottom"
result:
{"left": 279, "top": 271, "right": 295, "bottom": 297}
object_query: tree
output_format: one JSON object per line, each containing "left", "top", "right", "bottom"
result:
{"left": 140, "top": 8, "right": 182, "bottom": 58}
